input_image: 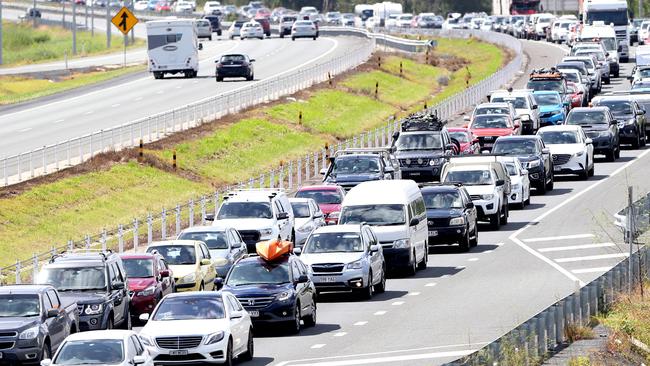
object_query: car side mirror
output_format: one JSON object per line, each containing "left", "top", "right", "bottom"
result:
{"left": 496, "top": 179, "right": 505, "bottom": 186}
{"left": 250, "top": 59, "right": 255, "bottom": 62}
{"left": 521, "top": 169, "right": 529, "bottom": 175}
{"left": 463, "top": 124, "right": 469, "bottom": 128}
{"left": 319, "top": 168, "right": 327, "bottom": 175}
{"left": 578, "top": 91, "right": 584, "bottom": 95}
{"left": 465, "top": 201, "right": 474, "bottom": 209}
{"left": 201, "top": 259, "right": 212, "bottom": 266}
{"left": 313, "top": 212, "right": 323, "bottom": 218}
{"left": 47, "top": 309, "right": 59, "bottom": 318}
{"left": 563, "top": 101, "right": 570, "bottom": 107}
{"left": 542, "top": 147, "right": 550, "bottom": 154}
{"left": 514, "top": 122, "right": 521, "bottom": 128}
{"left": 205, "top": 213, "right": 215, "bottom": 221}
{"left": 232, "top": 242, "right": 242, "bottom": 249}
{"left": 138, "top": 313, "right": 150, "bottom": 323}
{"left": 297, "top": 274, "right": 309, "bottom": 283}
{"left": 230, "top": 311, "right": 243, "bottom": 319}
{"left": 370, "top": 244, "right": 380, "bottom": 252}
{"left": 409, "top": 217, "right": 420, "bottom": 226}
{"left": 198, "top": 43, "right": 203, "bottom": 50}
{"left": 214, "top": 277, "right": 224, "bottom": 290}
{"left": 611, "top": 119, "right": 618, "bottom": 125}
{"left": 133, "top": 356, "right": 147, "bottom": 365}
{"left": 160, "top": 269, "right": 170, "bottom": 278}
{"left": 293, "top": 247, "right": 302, "bottom": 255}
{"left": 463, "top": 116, "right": 470, "bottom": 121}
{"left": 585, "top": 138, "right": 593, "bottom": 145}
{"left": 392, "top": 131, "right": 400, "bottom": 140}
{"left": 532, "top": 105, "right": 538, "bottom": 110}
{"left": 277, "top": 212, "right": 289, "bottom": 220}
{"left": 40, "top": 359, "right": 52, "bottom": 366}
{"left": 112, "top": 281, "right": 125, "bottom": 290}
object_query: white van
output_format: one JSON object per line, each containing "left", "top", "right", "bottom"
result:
{"left": 146, "top": 19, "right": 202, "bottom": 79}
{"left": 338, "top": 180, "right": 428, "bottom": 275}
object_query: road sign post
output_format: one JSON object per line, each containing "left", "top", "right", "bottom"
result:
{"left": 0, "top": 0, "right": 3, "bottom": 65}
{"left": 111, "top": 6, "right": 138, "bottom": 65}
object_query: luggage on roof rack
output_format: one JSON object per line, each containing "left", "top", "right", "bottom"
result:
{"left": 400, "top": 110, "right": 447, "bottom": 132}
{"left": 529, "top": 67, "right": 563, "bottom": 79}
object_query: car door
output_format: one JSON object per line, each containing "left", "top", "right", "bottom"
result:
{"left": 274, "top": 200, "right": 290, "bottom": 240}
{"left": 459, "top": 188, "right": 477, "bottom": 234}
{"left": 157, "top": 258, "right": 172, "bottom": 296}
{"left": 130, "top": 335, "right": 152, "bottom": 366}
{"left": 363, "top": 228, "right": 382, "bottom": 281}
{"left": 225, "top": 295, "right": 245, "bottom": 354}
{"left": 44, "top": 290, "right": 66, "bottom": 349}
{"left": 539, "top": 139, "right": 551, "bottom": 178}
{"left": 309, "top": 200, "right": 326, "bottom": 228}
{"left": 108, "top": 263, "right": 127, "bottom": 326}
{"left": 199, "top": 243, "right": 216, "bottom": 286}
{"left": 294, "top": 261, "right": 313, "bottom": 314}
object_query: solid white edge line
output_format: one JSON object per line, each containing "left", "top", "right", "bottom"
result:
{"left": 538, "top": 243, "right": 617, "bottom": 252}
{"left": 555, "top": 253, "right": 629, "bottom": 263}
{"left": 572, "top": 267, "right": 615, "bottom": 274}
{"left": 523, "top": 233, "right": 595, "bottom": 243}
{"left": 287, "top": 350, "right": 475, "bottom": 366}
{"left": 509, "top": 148, "right": 650, "bottom": 288}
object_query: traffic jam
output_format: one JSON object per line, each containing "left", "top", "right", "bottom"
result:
{"left": 2, "top": 8, "right": 650, "bottom": 366}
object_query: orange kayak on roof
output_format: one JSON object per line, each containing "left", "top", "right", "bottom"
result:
{"left": 256, "top": 239, "right": 293, "bottom": 261}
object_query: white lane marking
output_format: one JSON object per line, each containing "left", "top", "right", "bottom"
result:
{"left": 468, "top": 258, "right": 479, "bottom": 262}
{"left": 134, "top": 97, "right": 143, "bottom": 101}
{"left": 523, "top": 234, "right": 595, "bottom": 242}
{"left": 84, "top": 110, "right": 94, "bottom": 115}
{"left": 373, "top": 311, "right": 386, "bottom": 316}
{"left": 455, "top": 266, "right": 466, "bottom": 270}
{"left": 484, "top": 250, "right": 493, "bottom": 254}
{"left": 555, "top": 253, "right": 629, "bottom": 263}
{"left": 391, "top": 301, "right": 404, "bottom": 306}
{"left": 111, "top": 104, "right": 120, "bottom": 108}
{"left": 440, "top": 274, "right": 450, "bottom": 278}
{"left": 425, "top": 282, "right": 437, "bottom": 287}
{"left": 353, "top": 321, "right": 367, "bottom": 326}
{"left": 538, "top": 243, "right": 617, "bottom": 253}
{"left": 495, "top": 242, "right": 505, "bottom": 246}
{"left": 407, "top": 292, "right": 420, "bottom": 296}
{"left": 509, "top": 148, "right": 650, "bottom": 287}
{"left": 175, "top": 85, "right": 182, "bottom": 89}
{"left": 19, "top": 127, "right": 32, "bottom": 132}
{"left": 333, "top": 332, "right": 347, "bottom": 337}
{"left": 286, "top": 350, "right": 476, "bottom": 366}
{"left": 572, "top": 267, "right": 614, "bottom": 274}
{"left": 53, "top": 119, "right": 65, "bottom": 124}
{"left": 311, "top": 344, "right": 326, "bottom": 349}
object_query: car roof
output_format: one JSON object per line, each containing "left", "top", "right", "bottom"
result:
{"left": 238, "top": 255, "right": 291, "bottom": 265}
{"left": 297, "top": 185, "right": 340, "bottom": 192}
{"left": 312, "top": 225, "right": 362, "bottom": 234}
{"left": 164, "top": 290, "right": 226, "bottom": 299}
{"left": 148, "top": 240, "right": 201, "bottom": 247}
{"left": 569, "top": 106, "right": 609, "bottom": 112}
{"left": 496, "top": 135, "right": 541, "bottom": 141}
{"left": 476, "top": 102, "right": 512, "bottom": 108}
{"left": 420, "top": 185, "right": 461, "bottom": 193}
{"left": 447, "top": 127, "right": 470, "bottom": 132}
{"left": 180, "top": 225, "right": 230, "bottom": 234}
{"left": 533, "top": 91, "right": 561, "bottom": 95}
{"left": 0, "top": 285, "right": 53, "bottom": 294}
{"left": 474, "top": 113, "right": 510, "bottom": 119}
{"left": 345, "top": 180, "right": 421, "bottom": 206}
{"left": 119, "top": 253, "right": 159, "bottom": 260}
{"left": 289, "top": 198, "right": 313, "bottom": 204}
{"left": 64, "top": 330, "right": 134, "bottom": 341}
{"left": 449, "top": 164, "right": 491, "bottom": 171}
{"left": 592, "top": 95, "right": 633, "bottom": 102}
{"left": 538, "top": 125, "right": 582, "bottom": 132}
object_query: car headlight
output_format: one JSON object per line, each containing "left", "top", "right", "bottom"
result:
{"left": 481, "top": 194, "right": 494, "bottom": 200}
{"left": 626, "top": 119, "right": 636, "bottom": 125}
{"left": 84, "top": 304, "right": 103, "bottom": 315}
{"left": 449, "top": 217, "right": 465, "bottom": 226}
{"left": 259, "top": 228, "right": 273, "bottom": 237}
{"left": 297, "top": 223, "right": 315, "bottom": 233}
{"left": 182, "top": 273, "right": 196, "bottom": 284}
{"left": 276, "top": 291, "right": 292, "bottom": 302}
{"left": 393, "top": 239, "right": 411, "bottom": 248}
{"left": 205, "top": 331, "right": 225, "bottom": 345}
{"left": 575, "top": 151, "right": 584, "bottom": 157}
{"left": 429, "top": 158, "right": 444, "bottom": 166}
{"left": 527, "top": 160, "right": 541, "bottom": 168}
{"left": 599, "top": 131, "right": 611, "bottom": 137}
{"left": 137, "top": 286, "right": 156, "bottom": 297}
{"left": 347, "top": 260, "right": 363, "bottom": 270}
{"left": 19, "top": 326, "right": 39, "bottom": 340}
{"left": 139, "top": 334, "right": 154, "bottom": 347}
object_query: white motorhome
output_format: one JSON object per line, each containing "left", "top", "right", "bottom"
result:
{"left": 582, "top": 0, "right": 629, "bottom": 45}
{"left": 146, "top": 19, "right": 202, "bottom": 79}
{"left": 372, "top": 1, "right": 403, "bottom": 26}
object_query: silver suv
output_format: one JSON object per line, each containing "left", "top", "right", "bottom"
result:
{"left": 296, "top": 224, "right": 386, "bottom": 299}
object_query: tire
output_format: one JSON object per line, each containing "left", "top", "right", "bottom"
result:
{"left": 525, "top": 192, "right": 531, "bottom": 205}
{"left": 518, "top": 189, "right": 526, "bottom": 210}
{"left": 230, "top": 35, "right": 234, "bottom": 40}
{"left": 209, "top": 35, "right": 213, "bottom": 41}
{"left": 615, "top": 145, "right": 621, "bottom": 159}
{"left": 41, "top": 342, "right": 51, "bottom": 362}
{"left": 458, "top": 232, "right": 470, "bottom": 252}
{"left": 490, "top": 207, "right": 500, "bottom": 230}
{"left": 604, "top": 77, "right": 610, "bottom": 85}
{"left": 470, "top": 226, "right": 478, "bottom": 247}
{"left": 224, "top": 339, "right": 233, "bottom": 366}
{"left": 358, "top": 272, "right": 374, "bottom": 299}
{"left": 546, "top": 173, "right": 554, "bottom": 191}
{"left": 280, "top": 33, "right": 284, "bottom": 38}
{"left": 292, "top": 36, "right": 295, "bottom": 41}
{"left": 216, "top": 76, "right": 223, "bottom": 82}
{"left": 641, "top": 133, "right": 647, "bottom": 147}
{"left": 633, "top": 134, "right": 641, "bottom": 149}
{"left": 405, "top": 251, "right": 417, "bottom": 276}
{"left": 606, "top": 148, "right": 616, "bottom": 162}
{"left": 588, "top": 162, "right": 595, "bottom": 177}
{"left": 579, "top": 158, "right": 589, "bottom": 180}
{"left": 373, "top": 267, "right": 386, "bottom": 293}
{"left": 303, "top": 302, "right": 317, "bottom": 327}
{"left": 153, "top": 72, "right": 163, "bottom": 79}
{"left": 239, "top": 330, "right": 254, "bottom": 361}
{"left": 288, "top": 303, "right": 301, "bottom": 334}
{"left": 417, "top": 246, "right": 428, "bottom": 269}
{"left": 313, "top": 36, "right": 317, "bottom": 40}
{"left": 500, "top": 202, "right": 508, "bottom": 225}
{"left": 614, "top": 70, "right": 620, "bottom": 78}
{"left": 246, "top": 73, "right": 253, "bottom": 81}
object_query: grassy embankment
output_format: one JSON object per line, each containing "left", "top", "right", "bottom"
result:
{"left": 0, "top": 37, "right": 505, "bottom": 267}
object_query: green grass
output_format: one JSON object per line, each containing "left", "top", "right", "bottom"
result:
{"left": 158, "top": 119, "right": 326, "bottom": 184}
{"left": 381, "top": 56, "right": 448, "bottom": 87}
{"left": 0, "top": 162, "right": 208, "bottom": 266}
{"left": 265, "top": 90, "right": 395, "bottom": 138}
{"left": 341, "top": 70, "right": 431, "bottom": 107}
{"left": 0, "top": 65, "right": 145, "bottom": 105}
{"left": 1, "top": 21, "right": 145, "bottom": 66}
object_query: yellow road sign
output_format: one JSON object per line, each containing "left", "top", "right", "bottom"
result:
{"left": 111, "top": 7, "right": 138, "bottom": 35}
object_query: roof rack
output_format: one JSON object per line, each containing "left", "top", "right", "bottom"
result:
{"left": 333, "top": 147, "right": 393, "bottom": 158}
{"left": 49, "top": 249, "right": 114, "bottom": 263}
{"left": 418, "top": 182, "right": 464, "bottom": 188}
{"left": 400, "top": 110, "right": 447, "bottom": 132}
{"left": 529, "top": 67, "right": 564, "bottom": 80}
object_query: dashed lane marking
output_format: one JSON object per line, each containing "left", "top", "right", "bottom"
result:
{"left": 391, "top": 301, "right": 404, "bottom": 306}
{"left": 407, "top": 292, "right": 420, "bottom": 296}
{"left": 468, "top": 258, "right": 479, "bottom": 262}
{"left": 538, "top": 243, "right": 617, "bottom": 253}
{"left": 19, "top": 127, "right": 32, "bottom": 132}
{"left": 111, "top": 104, "right": 120, "bottom": 108}
{"left": 311, "top": 344, "right": 326, "bottom": 349}
{"left": 373, "top": 311, "right": 387, "bottom": 316}
{"left": 425, "top": 282, "right": 437, "bottom": 287}
{"left": 522, "top": 234, "right": 595, "bottom": 242}
{"left": 53, "top": 119, "right": 64, "bottom": 124}
{"left": 333, "top": 332, "right": 347, "bottom": 337}
{"left": 353, "top": 321, "right": 367, "bottom": 326}
{"left": 555, "top": 253, "right": 629, "bottom": 263}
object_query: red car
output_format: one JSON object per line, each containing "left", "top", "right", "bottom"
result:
{"left": 448, "top": 127, "right": 480, "bottom": 154}
{"left": 254, "top": 17, "right": 271, "bottom": 37}
{"left": 295, "top": 185, "right": 346, "bottom": 225}
{"left": 567, "top": 82, "right": 585, "bottom": 108}
{"left": 467, "top": 114, "right": 520, "bottom": 152}
{"left": 120, "top": 253, "right": 175, "bottom": 321}
{"left": 155, "top": 2, "right": 171, "bottom": 12}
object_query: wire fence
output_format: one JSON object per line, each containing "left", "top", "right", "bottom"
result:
{"left": 0, "top": 28, "right": 523, "bottom": 284}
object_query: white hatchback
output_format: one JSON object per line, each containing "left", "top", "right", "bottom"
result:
{"left": 240, "top": 21, "right": 264, "bottom": 39}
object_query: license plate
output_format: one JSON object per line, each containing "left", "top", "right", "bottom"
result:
{"left": 409, "top": 172, "right": 421, "bottom": 176}
{"left": 554, "top": 166, "right": 562, "bottom": 171}
{"left": 170, "top": 350, "right": 188, "bottom": 356}
{"left": 483, "top": 143, "right": 493, "bottom": 148}
{"left": 248, "top": 310, "right": 259, "bottom": 317}
{"left": 429, "top": 230, "right": 438, "bottom": 236}
{"left": 321, "top": 276, "right": 337, "bottom": 283}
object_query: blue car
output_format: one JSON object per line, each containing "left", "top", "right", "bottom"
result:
{"left": 146, "top": 0, "right": 159, "bottom": 11}
{"left": 533, "top": 91, "right": 567, "bottom": 126}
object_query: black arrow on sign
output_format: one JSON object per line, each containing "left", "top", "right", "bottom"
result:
{"left": 119, "top": 11, "right": 128, "bottom": 31}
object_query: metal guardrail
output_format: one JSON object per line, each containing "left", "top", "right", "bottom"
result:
{"left": 0, "top": 29, "right": 523, "bottom": 285}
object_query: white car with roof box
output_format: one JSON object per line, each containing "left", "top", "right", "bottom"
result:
{"left": 338, "top": 180, "right": 428, "bottom": 276}
{"left": 146, "top": 19, "right": 201, "bottom": 79}
{"left": 537, "top": 125, "right": 594, "bottom": 180}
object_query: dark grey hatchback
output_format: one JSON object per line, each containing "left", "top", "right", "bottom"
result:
{"left": 216, "top": 54, "right": 255, "bottom": 82}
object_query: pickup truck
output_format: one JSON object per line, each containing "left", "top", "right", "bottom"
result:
{"left": 0, "top": 285, "right": 79, "bottom": 364}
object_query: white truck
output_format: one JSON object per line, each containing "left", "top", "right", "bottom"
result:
{"left": 146, "top": 19, "right": 202, "bottom": 79}
{"left": 582, "top": 0, "right": 629, "bottom": 46}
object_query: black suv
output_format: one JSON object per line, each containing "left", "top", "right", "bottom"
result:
{"left": 492, "top": 136, "right": 554, "bottom": 194}
{"left": 323, "top": 149, "right": 400, "bottom": 191}
{"left": 592, "top": 96, "right": 647, "bottom": 149}
{"left": 420, "top": 183, "right": 478, "bottom": 252}
{"left": 391, "top": 112, "right": 458, "bottom": 182}
{"left": 37, "top": 250, "right": 131, "bottom": 331}
{"left": 527, "top": 69, "right": 571, "bottom": 107}
{"left": 565, "top": 107, "right": 620, "bottom": 161}
{"left": 202, "top": 15, "right": 222, "bottom": 36}
{"left": 218, "top": 254, "right": 317, "bottom": 334}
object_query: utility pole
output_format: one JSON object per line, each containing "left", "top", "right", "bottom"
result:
{"left": 106, "top": 3, "right": 111, "bottom": 48}
{"left": 627, "top": 186, "right": 634, "bottom": 294}
{"left": 72, "top": 0, "right": 77, "bottom": 55}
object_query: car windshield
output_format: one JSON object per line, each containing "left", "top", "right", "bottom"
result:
{"left": 218, "top": 202, "right": 273, "bottom": 219}
{"left": 566, "top": 111, "right": 607, "bottom": 125}
{"left": 37, "top": 267, "right": 106, "bottom": 291}
{"left": 221, "top": 55, "right": 245, "bottom": 62}
{"left": 471, "top": 115, "right": 510, "bottom": 129}
{"left": 539, "top": 130, "right": 579, "bottom": 144}
{"left": 595, "top": 100, "right": 633, "bottom": 116}
{"left": 0, "top": 295, "right": 40, "bottom": 317}
{"left": 122, "top": 259, "right": 154, "bottom": 278}
{"left": 331, "top": 156, "right": 381, "bottom": 175}
{"left": 423, "top": 191, "right": 463, "bottom": 209}
{"left": 178, "top": 232, "right": 228, "bottom": 249}
{"left": 303, "top": 233, "right": 364, "bottom": 253}
{"left": 586, "top": 10, "right": 628, "bottom": 26}
{"left": 491, "top": 96, "right": 527, "bottom": 109}
{"left": 493, "top": 139, "right": 539, "bottom": 155}
{"left": 559, "top": 64, "right": 587, "bottom": 75}
{"left": 153, "top": 297, "right": 225, "bottom": 320}
{"left": 562, "top": 72, "right": 579, "bottom": 83}
{"left": 444, "top": 170, "right": 494, "bottom": 185}
{"left": 291, "top": 202, "right": 310, "bottom": 218}
{"left": 573, "top": 59, "right": 595, "bottom": 70}
{"left": 54, "top": 340, "right": 124, "bottom": 365}
{"left": 296, "top": 190, "right": 343, "bottom": 204}
{"left": 638, "top": 69, "right": 650, "bottom": 78}
{"left": 527, "top": 79, "right": 563, "bottom": 92}
{"left": 475, "top": 106, "right": 510, "bottom": 115}
{"left": 339, "top": 204, "right": 405, "bottom": 226}
{"left": 449, "top": 131, "right": 469, "bottom": 143}
{"left": 395, "top": 132, "right": 442, "bottom": 150}
{"left": 535, "top": 93, "right": 561, "bottom": 105}
{"left": 227, "top": 261, "right": 290, "bottom": 286}
{"left": 148, "top": 245, "right": 196, "bottom": 265}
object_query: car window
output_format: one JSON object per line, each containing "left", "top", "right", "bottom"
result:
{"left": 108, "top": 263, "right": 118, "bottom": 285}
{"left": 43, "top": 292, "right": 53, "bottom": 310}
{"left": 46, "top": 290, "right": 60, "bottom": 309}
{"left": 131, "top": 336, "right": 144, "bottom": 355}
{"left": 199, "top": 244, "right": 210, "bottom": 259}
{"left": 291, "top": 262, "right": 301, "bottom": 281}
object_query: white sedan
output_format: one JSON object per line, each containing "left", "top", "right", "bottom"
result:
{"left": 203, "top": 0, "right": 220, "bottom": 14}
{"left": 240, "top": 20, "right": 264, "bottom": 40}
{"left": 174, "top": 1, "right": 193, "bottom": 13}
{"left": 498, "top": 156, "right": 531, "bottom": 210}
{"left": 291, "top": 20, "right": 318, "bottom": 40}
{"left": 538, "top": 125, "right": 594, "bottom": 180}
{"left": 41, "top": 330, "right": 153, "bottom": 366}
{"left": 139, "top": 291, "right": 254, "bottom": 364}
{"left": 134, "top": 0, "right": 148, "bottom": 11}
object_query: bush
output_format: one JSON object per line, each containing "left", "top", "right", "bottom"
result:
{"left": 437, "top": 75, "right": 450, "bottom": 86}
{"left": 33, "top": 34, "right": 51, "bottom": 43}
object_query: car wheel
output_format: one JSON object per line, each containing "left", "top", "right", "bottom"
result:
{"left": 106, "top": 317, "right": 114, "bottom": 330}
{"left": 289, "top": 303, "right": 301, "bottom": 334}
{"left": 615, "top": 145, "right": 621, "bottom": 159}
{"left": 518, "top": 189, "right": 526, "bottom": 210}
{"left": 470, "top": 226, "right": 479, "bottom": 247}
{"left": 546, "top": 173, "right": 554, "bottom": 191}
{"left": 641, "top": 133, "right": 647, "bottom": 147}
{"left": 490, "top": 207, "right": 500, "bottom": 230}
{"left": 41, "top": 342, "right": 51, "bottom": 362}
{"left": 209, "top": 35, "right": 213, "bottom": 41}
{"left": 614, "top": 70, "right": 620, "bottom": 78}
{"left": 500, "top": 202, "right": 508, "bottom": 225}
{"left": 292, "top": 36, "right": 295, "bottom": 41}
{"left": 303, "top": 302, "right": 317, "bottom": 327}
{"left": 224, "top": 339, "right": 233, "bottom": 366}
{"left": 373, "top": 266, "right": 386, "bottom": 293}
{"left": 580, "top": 159, "right": 589, "bottom": 180}
{"left": 357, "top": 271, "right": 374, "bottom": 299}
{"left": 216, "top": 76, "right": 222, "bottom": 82}
{"left": 605, "top": 77, "right": 610, "bottom": 85}
{"left": 588, "top": 162, "right": 595, "bottom": 177}
{"left": 280, "top": 33, "right": 284, "bottom": 38}
{"left": 218, "top": 30, "right": 222, "bottom": 36}
{"left": 313, "top": 36, "right": 317, "bottom": 40}
{"left": 406, "top": 251, "right": 417, "bottom": 276}
{"left": 229, "top": 35, "right": 234, "bottom": 40}
{"left": 458, "top": 232, "right": 470, "bottom": 252}
{"left": 417, "top": 246, "right": 428, "bottom": 269}
{"left": 239, "top": 330, "right": 254, "bottom": 361}
{"left": 153, "top": 72, "right": 163, "bottom": 79}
